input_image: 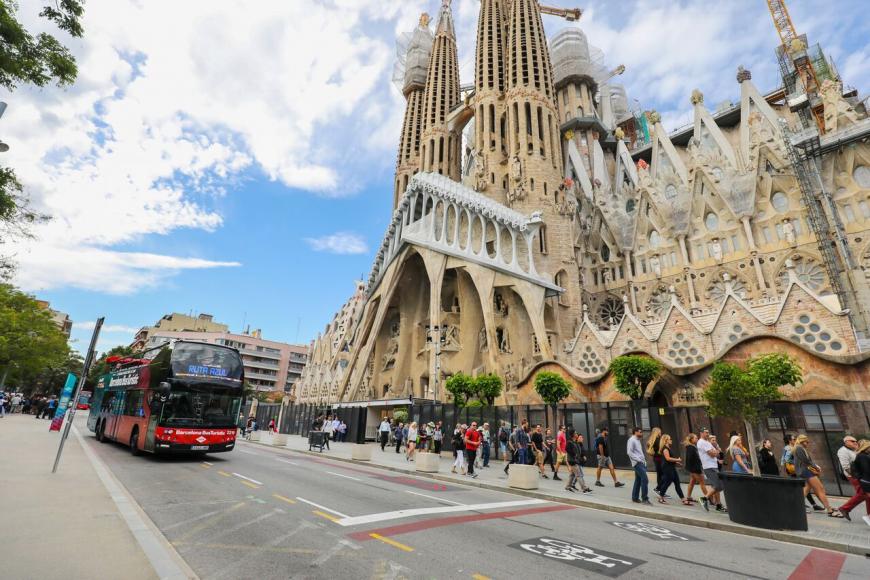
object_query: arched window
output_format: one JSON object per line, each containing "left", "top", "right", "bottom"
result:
{"left": 665, "top": 184, "right": 677, "bottom": 199}
{"left": 771, "top": 191, "right": 789, "bottom": 213}
{"left": 705, "top": 212, "right": 719, "bottom": 231}
{"left": 649, "top": 230, "right": 661, "bottom": 249}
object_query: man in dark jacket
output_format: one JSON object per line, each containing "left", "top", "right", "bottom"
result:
{"left": 565, "top": 431, "right": 591, "bottom": 493}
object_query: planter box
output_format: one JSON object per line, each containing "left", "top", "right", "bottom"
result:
{"left": 260, "top": 432, "right": 287, "bottom": 446}
{"left": 721, "top": 473, "right": 808, "bottom": 531}
{"left": 508, "top": 464, "right": 540, "bottom": 490}
{"left": 248, "top": 431, "right": 261, "bottom": 442}
{"left": 415, "top": 452, "right": 440, "bottom": 473}
{"left": 351, "top": 444, "right": 372, "bottom": 461}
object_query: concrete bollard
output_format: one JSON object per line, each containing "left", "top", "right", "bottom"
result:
{"left": 264, "top": 433, "right": 287, "bottom": 446}
{"left": 414, "top": 452, "right": 440, "bottom": 473}
{"left": 249, "top": 431, "right": 262, "bottom": 442}
{"left": 351, "top": 444, "right": 373, "bottom": 461}
{"left": 507, "top": 464, "right": 540, "bottom": 490}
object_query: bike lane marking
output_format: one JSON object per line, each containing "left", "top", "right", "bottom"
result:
{"left": 336, "top": 498, "right": 549, "bottom": 527}
{"left": 232, "top": 472, "right": 263, "bottom": 485}
{"left": 296, "top": 496, "right": 350, "bottom": 518}
{"left": 369, "top": 533, "right": 414, "bottom": 552}
{"left": 787, "top": 549, "right": 846, "bottom": 580}
{"left": 510, "top": 537, "right": 644, "bottom": 578}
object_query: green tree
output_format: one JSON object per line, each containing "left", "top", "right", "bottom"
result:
{"left": 472, "top": 373, "right": 503, "bottom": 406}
{"left": 0, "top": 1, "right": 86, "bottom": 274}
{"left": 0, "top": 283, "right": 70, "bottom": 389}
{"left": 391, "top": 408, "right": 408, "bottom": 424}
{"left": 86, "top": 345, "right": 135, "bottom": 388}
{"left": 703, "top": 353, "right": 802, "bottom": 476}
{"left": 609, "top": 355, "right": 663, "bottom": 428}
{"left": 534, "top": 371, "right": 572, "bottom": 427}
{"left": 26, "top": 351, "right": 83, "bottom": 396}
{"left": 445, "top": 372, "right": 474, "bottom": 408}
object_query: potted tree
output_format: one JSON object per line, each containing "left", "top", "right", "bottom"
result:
{"left": 609, "top": 355, "right": 662, "bottom": 429}
{"left": 445, "top": 372, "right": 474, "bottom": 408}
{"left": 534, "top": 371, "right": 572, "bottom": 429}
{"left": 473, "top": 373, "right": 503, "bottom": 406}
{"left": 703, "top": 353, "right": 806, "bottom": 530}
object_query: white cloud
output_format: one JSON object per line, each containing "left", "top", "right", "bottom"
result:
{"left": 75, "top": 321, "right": 140, "bottom": 334}
{"left": 305, "top": 232, "right": 369, "bottom": 255}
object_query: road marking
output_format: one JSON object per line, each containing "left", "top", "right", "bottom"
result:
{"left": 200, "top": 462, "right": 212, "bottom": 468}
{"left": 337, "top": 499, "right": 548, "bottom": 527}
{"left": 213, "top": 510, "right": 278, "bottom": 538}
{"left": 472, "top": 575, "right": 491, "bottom": 580}
{"left": 217, "top": 470, "right": 231, "bottom": 477}
{"left": 369, "top": 533, "right": 414, "bottom": 552}
{"left": 327, "top": 471, "right": 362, "bottom": 482}
{"left": 163, "top": 507, "right": 236, "bottom": 531}
{"left": 404, "top": 490, "right": 465, "bottom": 505}
{"left": 237, "top": 448, "right": 265, "bottom": 456}
{"left": 788, "top": 549, "right": 846, "bottom": 580}
{"left": 296, "top": 497, "right": 349, "bottom": 518}
{"left": 273, "top": 494, "right": 297, "bottom": 505}
{"left": 241, "top": 481, "right": 260, "bottom": 489}
{"left": 176, "top": 502, "right": 247, "bottom": 542}
{"left": 313, "top": 510, "right": 340, "bottom": 522}
{"left": 172, "top": 541, "right": 317, "bottom": 555}
{"left": 232, "top": 472, "right": 263, "bottom": 485}
{"left": 275, "top": 458, "right": 299, "bottom": 466}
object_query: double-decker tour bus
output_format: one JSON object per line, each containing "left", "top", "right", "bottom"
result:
{"left": 87, "top": 341, "right": 244, "bottom": 455}
{"left": 76, "top": 390, "right": 92, "bottom": 410}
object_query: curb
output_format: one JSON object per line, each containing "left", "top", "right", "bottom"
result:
{"left": 245, "top": 439, "right": 869, "bottom": 557}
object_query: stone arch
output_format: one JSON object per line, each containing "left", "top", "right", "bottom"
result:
{"left": 445, "top": 203, "right": 458, "bottom": 246}
{"left": 484, "top": 219, "right": 498, "bottom": 259}
{"left": 471, "top": 214, "right": 485, "bottom": 255}
{"left": 458, "top": 209, "right": 471, "bottom": 250}
{"left": 433, "top": 199, "right": 446, "bottom": 242}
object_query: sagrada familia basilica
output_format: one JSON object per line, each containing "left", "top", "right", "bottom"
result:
{"left": 297, "top": 0, "right": 870, "bottom": 412}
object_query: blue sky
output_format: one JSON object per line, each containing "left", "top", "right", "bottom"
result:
{"left": 4, "top": 0, "right": 867, "bottom": 355}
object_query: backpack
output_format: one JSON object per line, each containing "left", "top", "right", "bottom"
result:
{"left": 498, "top": 428, "right": 509, "bottom": 443}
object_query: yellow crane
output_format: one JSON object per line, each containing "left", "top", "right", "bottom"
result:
{"left": 539, "top": 4, "right": 582, "bottom": 21}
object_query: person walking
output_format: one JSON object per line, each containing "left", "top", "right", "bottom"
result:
{"left": 657, "top": 434, "right": 690, "bottom": 505}
{"left": 0, "top": 393, "right": 6, "bottom": 418}
{"left": 481, "top": 422, "right": 491, "bottom": 467}
{"left": 627, "top": 427, "right": 650, "bottom": 504}
{"left": 849, "top": 440, "right": 870, "bottom": 527}
{"left": 45, "top": 396, "right": 57, "bottom": 419}
{"left": 697, "top": 428, "right": 726, "bottom": 512}
{"left": 758, "top": 439, "right": 779, "bottom": 476}
{"left": 565, "top": 430, "right": 592, "bottom": 493}
{"left": 433, "top": 421, "right": 443, "bottom": 454}
{"left": 835, "top": 435, "right": 868, "bottom": 520}
{"left": 394, "top": 422, "right": 405, "bottom": 453}
{"left": 554, "top": 425, "right": 568, "bottom": 481}
{"left": 684, "top": 434, "right": 706, "bottom": 504}
{"left": 504, "top": 426, "right": 518, "bottom": 474}
{"left": 594, "top": 428, "right": 625, "bottom": 487}
{"left": 452, "top": 425, "right": 467, "bottom": 474}
{"left": 498, "top": 421, "right": 510, "bottom": 463}
{"left": 465, "top": 421, "right": 482, "bottom": 478}
{"left": 646, "top": 427, "right": 664, "bottom": 496}
{"left": 794, "top": 434, "right": 842, "bottom": 518}
{"left": 531, "top": 425, "right": 549, "bottom": 479}
{"left": 782, "top": 434, "right": 823, "bottom": 511}
{"left": 406, "top": 422, "right": 418, "bottom": 461}
{"left": 728, "top": 435, "right": 751, "bottom": 473}
{"left": 544, "top": 428, "right": 557, "bottom": 476}
{"left": 516, "top": 423, "right": 531, "bottom": 466}
{"left": 378, "top": 417, "right": 392, "bottom": 451}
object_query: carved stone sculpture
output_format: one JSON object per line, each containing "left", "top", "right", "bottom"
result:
{"left": 820, "top": 79, "right": 860, "bottom": 133}
{"left": 710, "top": 238, "right": 723, "bottom": 262}
{"left": 478, "top": 327, "right": 488, "bottom": 352}
{"left": 650, "top": 254, "right": 662, "bottom": 278}
{"left": 783, "top": 219, "right": 796, "bottom": 246}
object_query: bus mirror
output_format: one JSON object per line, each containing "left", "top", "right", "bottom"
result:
{"left": 158, "top": 382, "right": 171, "bottom": 396}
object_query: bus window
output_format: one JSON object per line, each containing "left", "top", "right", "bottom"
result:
{"left": 124, "top": 391, "right": 145, "bottom": 417}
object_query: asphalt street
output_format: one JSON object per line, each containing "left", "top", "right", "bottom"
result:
{"left": 81, "top": 425, "right": 870, "bottom": 580}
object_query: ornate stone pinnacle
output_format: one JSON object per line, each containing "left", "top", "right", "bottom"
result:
{"left": 648, "top": 110, "right": 661, "bottom": 125}
{"left": 736, "top": 66, "right": 752, "bottom": 83}
{"left": 690, "top": 89, "right": 704, "bottom": 105}
{"left": 420, "top": 12, "right": 430, "bottom": 27}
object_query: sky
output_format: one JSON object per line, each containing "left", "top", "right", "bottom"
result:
{"left": 3, "top": 0, "right": 868, "bottom": 356}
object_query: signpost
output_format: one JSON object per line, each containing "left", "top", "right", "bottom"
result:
{"left": 52, "top": 317, "right": 104, "bottom": 473}
{"left": 49, "top": 373, "right": 78, "bottom": 432}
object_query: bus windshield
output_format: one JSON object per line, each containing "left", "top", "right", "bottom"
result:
{"left": 158, "top": 388, "right": 241, "bottom": 428}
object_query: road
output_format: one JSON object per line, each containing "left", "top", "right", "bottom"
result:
{"left": 81, "top": 424, "right": 869, "bottom": 579}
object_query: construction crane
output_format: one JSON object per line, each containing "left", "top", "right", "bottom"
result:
{"left": 765, "top": 0, "right": 825, "bottom": 132}
{"left": 539, "top": 4, "right": 582, "bottom": 21}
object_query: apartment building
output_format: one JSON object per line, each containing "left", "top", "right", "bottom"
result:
{"left": 35, "top": 299, "right": 73, "bottom": 337}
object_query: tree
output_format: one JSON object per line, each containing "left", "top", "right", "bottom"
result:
{"left": 391, "top": 408, "right": 408, "bottom": 424}
{"left": 0, "top": 1, "right": 86, "bottom": 273}
{"left": 86, "top": 345, "right": 136, "bottom": 388}
{"left": 445, "top": 372, "right": 474, "bottom": 408}
{"left": 472, "top": 373, "right": 503, "bottom": 406}
{"left": 0, "top": 283, "right": 70, "bottom": 389}
{"left": 609, "top": 355, "right": 663, "bottom": 428}
{"left": 26, "top": 351, "right": 83, "bottom": 396}
{"left": 703, "top": 353, "right": 802, "bottom": 476}
{"left": 534, "top": 371, "right": 572, "bottom": 427}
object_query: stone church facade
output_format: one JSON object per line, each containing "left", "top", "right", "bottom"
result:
{"left": 297, "top": 0, "right": 870, "bottom": 416}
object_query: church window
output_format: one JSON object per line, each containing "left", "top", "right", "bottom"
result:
{"left": 711, "top": 167, "right": 723, "bottom": 180}
{"left": 705, "top": 212, "right": 719, "bottom": 231}
{"left": 842, "top": 204, "right": 856, "bottom": 223}
{"left": 860, "top": 200, "right": 870, "bottom": 219}
{"left": 853, "top": 166, "right": 870, "bottom": 188}
{"left": 600, "top": 243, "right": 610, "bottom": 262}
{"left": 731, "top": 235, "right": 740, "bottom": 251}
{"left": 665, "top": 184, "right": 677, "bottom": 199}
{"left": 649, "top": 230, "right": 661, "bottom": 249}
{"left": 670, "top": 251, "right": 678, "bottom": 265}
{"left": 625, "top": 199, "right": 636, "bottom": 212}
{"left": 771, "top": 191, "right": 789, "bottom": 213}
{"left": 539, "top": 226, "right": 548, "bottom": 254}
{"left": 775, "top": 222, "right": 784, "bottom": 240}
{"left": 525, "top": 103, "right": 533, "bottom": 135}
{"left": 530, "top": 178, "right": 535, "bottom": 191}
{"left": 762, "top": 227, "right": 773, "bottom": 244}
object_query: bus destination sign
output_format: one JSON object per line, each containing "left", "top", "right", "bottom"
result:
{"left": 186, "top": 365, "right": 230, "bottom": 378}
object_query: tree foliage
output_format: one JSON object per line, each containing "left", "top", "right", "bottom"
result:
{"left": 391, "top": 408, "right": 408, "bottom": 424}
{"left": 445, "top": 372, "right": 474, "bottom": 407}
{"left": 609, "top": 355, "right": 662, "bottom": 401}
{"left": 533, "top": 371, "right": 572, "bottom": 408}
{"left": 85, "top": 344, "right": 135, "bottom": 388}
{"left": 473, "top": 373, "right": 503, "bottom": 406}
{"left": 0, "top": 283, "right": 70, "bottom": 389}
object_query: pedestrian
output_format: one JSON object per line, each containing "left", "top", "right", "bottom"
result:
{"left": 0, "top": 393, "right": 6, "bottom": 418}
{"left": 338, "top": 421, "right": 347, "bottom": 442}
{"left": 794, "top": 434, "right": 842, "bottom": 518}
{"left": 627, "top": 427, "right": 650, "bottom": 504}
{"left": 331, "top": 416, "right": 341, "bottom": 440}
{"left": 554, "top": 425, "right": 567, "bottom": 481}
{"left": 433, "top": 421, "right": 443, "bottom": 454}
{"left": 268, "top": 417, "right": 277, "bottom": 433}
{"left": 758, "top": 439, "right": 779, "bottom": 476}
{"left": 709, "top": 435, "right": 724, "bottom": 471}
{"left": 684, "top": 433, "right": 707, "bottom": 504}
{"left": 594, "top": 427, "right": 624, "bottom": 488}
{"left": 11, "top": 393, "right": 21, "bottom": 413}
{"left": 728, "top": 435, "right": 751, "bottom": 473}
{"left": 646, "top": 427, "right": 664, "bottom": 496}
{"left": 565, "top": 430, "right": 592, "bottom": 493}
{"left": 657, "top": 434, "right": 690, "bottom": 505}
{"left": 836, "top": 435, "right": 869, "bottom": 520}
{"left": 465, "top": 421, "right": 482, "bottom": 478}
{"left": 378, "top": 417, "right": 392, "bottom": 451}
{"left": 481, "top": 422, "right": 491, "bottom": 467}
{"left": 406, "top": 422, "right": 418, "bottom": 461}
{"left": 394, "top": 421, "right": 405, "bottom": 453}
{"left": 544, "top": 428, "right": 557, "bottom": 476}
{"left": 849, "top": 439, "right": 870, "bottom": 527}
{"left": 517, "top": 423, "right": 531, "bottom": 465}
{"left": 452, "top": 425, "right": 467, "bottom": 474}
{"left": 782, "top": 434, "right": 823, "bottom": 511}
{"left": 531, "top": 425, "right": 549, "bottom": 478}
{"left": 45, "top": 396, "right": 57, "bottom": 419}
{"left": 504, "top": 426, "right": 518, "bottom": 474}
{"left": 697, "top": 428, "right": 726, "bottom": 513}
{"left": 498, "top": 421, "right": 510, "bottom": 463}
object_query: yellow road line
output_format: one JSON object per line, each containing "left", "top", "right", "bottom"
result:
{"left": 200, "top": 463, "right": 211, "bottom": 468}
{"left": 217, "top": 470, "right": 231, "bottom": 477}
{"left": 240, "top": 480, "right": 260, "bottom": 489}
{"left": 273, "top": 494, "right": 297, "bottom": 505}
{"left": 312, "top": 510, "right": 339, "bottom": 522}
{"left": 472, "top": 575, "right": 491, "bottom": 580}
{"left": 369, "top": 533, "right": 414, "bottom": 552}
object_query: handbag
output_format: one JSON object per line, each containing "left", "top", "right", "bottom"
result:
{"left": 808, "top": 465, "right": 821, "bottom": 476}
{"left": 785, "top": 463, "right": 796, "bottom": 475}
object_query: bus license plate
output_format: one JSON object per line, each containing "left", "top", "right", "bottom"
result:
{"left": 191, "top": 445, "right": 209, "bottom": 450}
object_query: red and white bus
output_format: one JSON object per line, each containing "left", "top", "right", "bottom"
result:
{"left": 76, "top": 390, "right": 92, "bottom": 410}
{"left": 88, "top": 341, "right": 244, "bottom": 455}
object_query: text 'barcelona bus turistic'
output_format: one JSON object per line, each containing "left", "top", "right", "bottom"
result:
{"left": 87, "top": 341, "right": 244, "bottom": 455}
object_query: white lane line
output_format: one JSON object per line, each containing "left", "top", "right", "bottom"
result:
{"left": 404, "top": 490, "right": 465, "bottom": 506}
{"left": 237, "top": 448, "right": 264, "bottom": 456}
{"left": 326, "top": 471, "right": 361, "bottom": 482}
{"left": 275, "top": 458, "right": 299, "bottom": 466}
{"left": 295, "top": 497, "right": 349, "bottom": 518}
{"left": 232, "top": 472, "right": 263, "bottom": 486}
{"left": 202, "top": 461, "right": 213, "bottom": 466}
{"left": 335, "top": 498, "right": 548, "bottom": 527}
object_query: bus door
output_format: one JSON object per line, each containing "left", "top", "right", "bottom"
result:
{"left": 144, "top": 392, "right": 161, "bottom": 452}
{"left": 106, "top": 391, "right": 126, "bottom": 441}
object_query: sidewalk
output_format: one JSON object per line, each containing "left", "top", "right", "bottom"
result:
{"left": 251, "top": 435, "right": 870, "bottom": 556}
{"left": 0, "top": 414, "right": 158, "bottom": 580}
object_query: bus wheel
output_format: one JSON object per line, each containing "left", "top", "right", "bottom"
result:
{"left": 130, "top": 430, "right": 140, "bottom": 456}
{"left": 97, "top": 422, "right": 107, "bottom": 443}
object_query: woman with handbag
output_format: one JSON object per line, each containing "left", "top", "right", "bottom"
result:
{"left": 783, "top": 434, "right": 823, "bottom": 511}
{"left": 851, "top": 440, "right": 870, "bottom": 527}
{"left": 794, "top": 434, "right": 842, "bottom": 517}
